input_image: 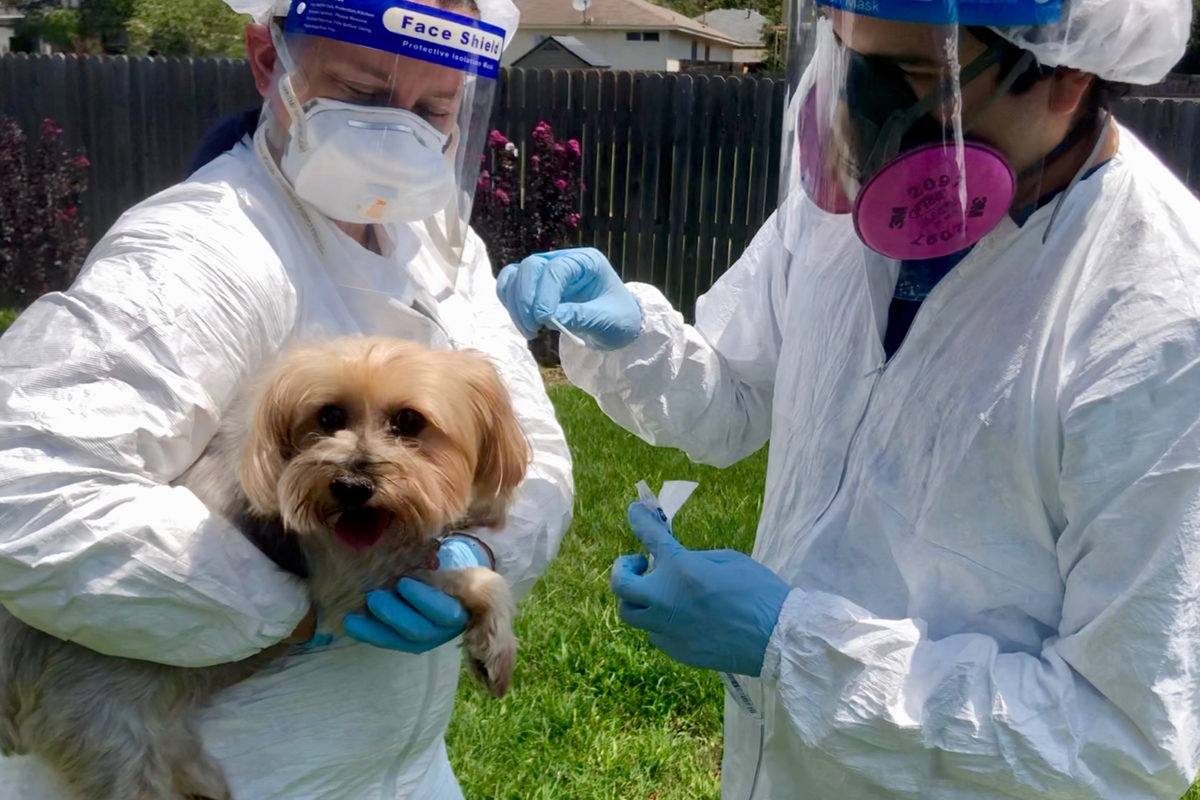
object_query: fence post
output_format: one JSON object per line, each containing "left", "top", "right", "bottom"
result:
{"left": 663, "top": 72, "right": 695, "bottom": 312}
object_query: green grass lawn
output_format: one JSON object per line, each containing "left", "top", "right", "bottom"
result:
{"left": 447, "top": 379, "right": 767, "bottom": 799}
{"left": 0, "top": 308, "right": 17, "bottom": 334}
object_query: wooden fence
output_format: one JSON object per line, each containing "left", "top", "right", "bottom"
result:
{"left": 0, "top": 55, "right": 788, "bottom": 314}
{"left": 1112, "top": 96, "right": 1200, "bottom": 191}
{"left": 0, "top": 53, "right": 1197, "bottom": 315}
{"left": 0, "top": 55, "right": 262, "bottom": 254}
{"left": 490, "top": 68, "right": 786, "bottom": 315}
{"left": 1130, "top": 72, "right": 1200, "bottom": 98}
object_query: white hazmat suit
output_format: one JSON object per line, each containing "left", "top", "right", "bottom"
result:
{"left": 565, "top": 126, "right": 1200, "bottom": 798}
{"left": 0, "top": 136, "right": 573, "bottom": 798}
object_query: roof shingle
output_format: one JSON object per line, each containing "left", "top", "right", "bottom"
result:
{"left": 692, "top": 8, "right": 768, "bottom": 46}
{"left": 513, "top": 0, "right": 748, "bottom": 46}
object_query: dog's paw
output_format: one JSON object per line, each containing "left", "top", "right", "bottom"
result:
{"left": 466, "top": 617, "right": 516, "bottom": 698}
{"left": 415, "top": 566, "right": 517, "bottom": 697}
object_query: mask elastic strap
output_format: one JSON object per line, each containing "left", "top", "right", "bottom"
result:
{"left": 869, "top": 41, "right": 1016, "bottom": 172}
{"left": 1041, "top": 109, "right": 1112, "bottom": 244}
{"left": 269, "top": 22, "right": 310, "bottom": 151}
{"left": 252, "top": 124, "right": 327, "bottom": 256}
{"left": 963, "top": 49, "right": 1035, "bottom": 134}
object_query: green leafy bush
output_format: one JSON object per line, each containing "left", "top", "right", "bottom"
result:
{"left": 0, "top": 117, "right": 90, "bottom": 307}
{"left": 127, "top": 0, "right": 247, "bottom": 57}
{"left": 0, "top": 308, "right": 18, "bottom": 336}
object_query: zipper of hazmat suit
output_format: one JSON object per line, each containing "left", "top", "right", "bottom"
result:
{"left": 743, "top": 683, "right": 766, "bottom": 800}
{"left": 803, "top": 350, "right": 891, "bottom": 535}
{"left": 805, "top": 227, "right": 998, "bottom": 539}
{"left": 737, "top": 245, "right": 966, "bottom": 800}
{"left": 741, "top": 252, "right": 894, "bottom": 800}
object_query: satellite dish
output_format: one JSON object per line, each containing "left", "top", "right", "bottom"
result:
{"left": 572, "top": 0, "right": 592, "bottom": 13}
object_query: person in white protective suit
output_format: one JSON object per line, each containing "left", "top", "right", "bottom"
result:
{"left": 498, "top": 0, "right": 1200, "bottom": 797}
{"left": 0, "top": 0, "right": 573, "bottom": 795}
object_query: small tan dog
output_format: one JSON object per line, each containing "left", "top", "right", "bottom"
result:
{"left": 0, "top": 336, "right": 530, "bottom": 800}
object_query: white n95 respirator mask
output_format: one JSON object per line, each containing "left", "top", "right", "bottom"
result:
{"left": 278, "top": 89, "right": 457, "bottom": 226}
{"left": 260, "top": 0, "right": 517, "bottom": 260}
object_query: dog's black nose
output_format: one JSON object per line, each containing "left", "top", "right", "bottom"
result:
{"left": 330, "top": 476, "right": 374, "bottom": 507}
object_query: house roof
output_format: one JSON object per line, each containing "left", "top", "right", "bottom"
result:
{"left": 692, "top": 8, "right": 767, "bottom": 46}
{"left": 546, "top": 35, "right": 611, "bottom": 66}
{"left": 515, "top": 35, "right": 612, "bottom": 67}
{"left": 513, "top": 0, "right": 747, "bottom": 47}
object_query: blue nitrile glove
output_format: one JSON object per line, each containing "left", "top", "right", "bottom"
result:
{"left": 344, "top": 535, "right": 491, "bottom": 652}
{"left": 495, "top": 247, "right": 643, "bottom": 350}
{"left": 610, "top": 503, "right": 791, "bottom": 676}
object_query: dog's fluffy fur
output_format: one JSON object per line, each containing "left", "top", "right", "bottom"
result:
{"left": 0, "top": 336, "right": 530, "bottom": 800}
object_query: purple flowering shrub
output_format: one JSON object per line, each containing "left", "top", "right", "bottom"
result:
{"left": 471, "top": 121, "right": 583, "bottom": 269}
{"left": 0, "top": 117, "right": 90, "bottom": 307}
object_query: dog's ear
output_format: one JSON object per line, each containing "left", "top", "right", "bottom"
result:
{"left": 238, "top": 364, "right": 297, "bottom": 517}
{"left": 456, "top": 351, "right": 531, "bottom": 529}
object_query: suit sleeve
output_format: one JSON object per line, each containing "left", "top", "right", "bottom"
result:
{"left": 0, "top": 196, "right": 310, "bottom": 667}
{"left": 559, "top": 211, "right": 789, "bottom": 468}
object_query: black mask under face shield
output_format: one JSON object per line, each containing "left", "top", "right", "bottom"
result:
{"left": 840, "top": 39, "right": 1018, "bottom": 180}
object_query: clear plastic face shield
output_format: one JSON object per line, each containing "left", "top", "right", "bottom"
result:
{"left": 257, "top": 0, "right": 516, "bottom": 261}
{"left": 778, "top": 0, "right": 1112, "bottom": 261}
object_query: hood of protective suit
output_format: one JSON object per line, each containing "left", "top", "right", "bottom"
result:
{"left": 992, "top": 0, "right": 1192, "bottom": 85}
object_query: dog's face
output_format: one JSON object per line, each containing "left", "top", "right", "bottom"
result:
{"left": 238, "top": 338, "right": 530, "bottom": 550}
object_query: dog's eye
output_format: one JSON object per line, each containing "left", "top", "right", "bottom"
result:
{"left": 317, "top": 404, "right": 347, "bottom": 433}
{"left": 389, "top": 408, "right": 426, "bottom": 438}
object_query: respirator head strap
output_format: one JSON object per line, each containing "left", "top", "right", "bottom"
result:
{"left": 866, "top": 40, "right": 1015, "bottom": 173}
